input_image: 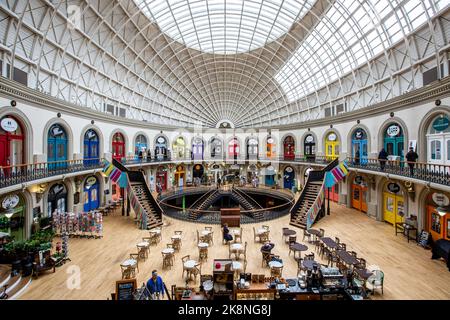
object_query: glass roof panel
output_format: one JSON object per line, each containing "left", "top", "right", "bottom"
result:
{"left": 134, "top": 0, "right": 316, "bottom": 54}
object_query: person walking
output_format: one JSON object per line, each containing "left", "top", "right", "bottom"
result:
{"left": 378, "top": 148, "right": 388, "bottom": 171}
{"left": 146, "top": 270, "right": 165, "bottom": 300}
{"left": 217, "top": 177, "right": 221, "bottom": 189}
{"left": 405, "top": 147, "right": 419, "bottom": 176}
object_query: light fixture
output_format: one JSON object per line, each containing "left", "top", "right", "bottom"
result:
{"left": 436, "top": 206, "right": 449, "bottom": 217}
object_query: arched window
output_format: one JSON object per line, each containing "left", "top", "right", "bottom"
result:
{"left": 283, "top": 136, "right": 295, "bottom": 160}
{"left": 48, "top": 124, "right": 68, "bottom": 168}
{"left": 210, "top": 138, "right": 222, "bottom": 158}
{"left": 173, "top": 137, "right": 186, "bottom": 159}
{"left": 304, "top": 134, "right": 315, "bottom": 160}
{"left": 192, "top": 137, "right": 204, "bottom": 160}
{"left": 0, "top": 193, "right": 26, "bottom": 241}
{"left": 84, "top": 176, "right": 99, "bottom": 211}
{"left": 247, "top": 137, "right": 258, "bottom": 159}
{"left": 266, "top": 136, "right": 276, "bottom": 158}
{"left": 427, "top": 115, "right": 450, "bottom": 165}
{"left": 83, "top": 129, "right": 99, "bottom": 165}
{"left": 112, "top": 132, "right": 125, "bottom": 161}
{"left": 47, "top": 183, "right": 67, "bottom": 217}
{"left": 155, "top": 136, "right": 167, "bottom": 160}
{"left": 0, "top": 115, "right": 25, "bottom": 167}
{"left": 383, "top": 123, "right": 404, "bottom": 160}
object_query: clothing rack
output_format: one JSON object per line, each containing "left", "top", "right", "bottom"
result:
{"left": 52, "top": 211, "right": 103, "bottom": 239}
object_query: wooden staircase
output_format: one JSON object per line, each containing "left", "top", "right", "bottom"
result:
{"left": 0, "top": 265, "right": 32, "bottom": 300}
{"left": 232, "top": 187, "right": 264, "bottom": 220}
{"left": 188, "top": 189, "right": 221, "bottom": 220}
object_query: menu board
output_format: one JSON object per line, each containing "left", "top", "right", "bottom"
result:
{"left": 115, "top": 279, "right": 137, "bottom": 300}
{"left": 418, "top": 230, "right": 430, "bottom": 248}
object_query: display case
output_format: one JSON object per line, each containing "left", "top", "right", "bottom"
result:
{"left": 235, "top": 283, "right": 276, "bottom": 300}
{"left": 213, "top": 259, "right": 234, "bottom": 300}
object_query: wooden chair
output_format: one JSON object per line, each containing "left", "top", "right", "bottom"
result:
{"left": 197, "top": 230, "right": 207, "bottom": 244}
{"left": 162, "top": 251, "right": 174, "bottom": 269}
{"left": 136, "top": 244, "right": 148, "bottom": 260}
{"left": 337, "top": 242, "right": 347, "bottom": 251}
{"left": 317, "top": 243, "right": 325, "bottom": 258}
{"left": 355, "top": 258, "right": 367, "bottom": 270}
{"left": 253, "top": 227, "right": 261, "bottom": 243}
{"left": 302, "top": 229, "right": 311, "bottom": 242}
{"left": 188, "top": 263, "right": 202, "bottom": 281}
{"left": 327, "top": 251, "right": 339, "bottom": 267}
{"left": 304, "top": 252, "right": 315, "bottom": 261}
{"left": 261, "top": 250, "right": 273, "bottom": 267}
{"left": 234, "top": 227, "right": 242, "bottom": 243}
{"left": 205, "top": 231, "right": 214, "bottom": 245}
{"left": 120, "top": 265, "right": 132, "bottom": 279}
{"left": 172, "top": 238, "right": 182, "bottom": 251}
{"left": 349, "top": 251, "right": 358, "bottom": 258}
{"left": 335, "top": 237, "right": 340, "bottom": 244}
{"left": 259, "top": 231, "right": 270, "bottom": 243}
{"left": 129, "top": 254, "right": 140, "bottom": 272}
{"left": 181, "top": 255, "right": 190, "bottom": 278}
{"left": 319, "top": 228, "right": 325, "bottom": 238}
{"left": 270, "top": 265, "right": 283, "bottom": 278}
{"left": 198, "top": 245, "right": 208, "bottom": 262}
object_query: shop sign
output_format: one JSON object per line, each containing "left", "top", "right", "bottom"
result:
{"left": 386, "top": 125, "right": 401, "bottom": 137}
{"left": 387, "top": 183, "right": 400, "bottom": 194}
{"left": 2, "top": 194, "right": 20, "bottom": 210}
{"left": 85, "top": 176, "right": 97, "bottom": 186}
{"left": 194, "top": 138, "right": 203, "bottom": 145}
{"left": 327, "top": 133, "right": 337, "bottom": 141}
{"left": 305, "top": 135, "right": 314, "bottom": 143}
{"left": 432, "top": 193, "right": 450, "bottom": 207}
{"left": 1, "top": 117, "right": 18, "bottom": 132}
{"left": 212, "top": 164, "right": 220, "bottom": 170}
{"left": 248, "top": 138, "right": 258, "bottom": 145}
{"left": 267, "top": 138, "right": 274, "bottom": 144}
{"left": 50, "top": 184, "right": 65, "bottom": 195}
{"left": 354, "top": 130, "right": 365, "bottom": 140}
{"left": 86, "top": 130, "right": 97, "bottom": 140}
{"left": 51, "top": 126, "right": 64, "bottom": 137}
{"left": 285, "top": 167, "right": 293, "bottom": 173}
{"left": 354, "top": 176, "right": 363, "bottom": 184}
{"left": 432, "top": 116, "right": 449, "bottom": 132}
{"left": 157, "top": 136, "right": 165, "bottom": 144}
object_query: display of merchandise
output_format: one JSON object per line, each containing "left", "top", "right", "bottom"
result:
{"left": 52, "top": 211, "right": 103, "bottom": 238}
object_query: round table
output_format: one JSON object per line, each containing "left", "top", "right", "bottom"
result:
{"left": 201, "top": 230, "right": 212, "bottom": 236}
{"left": 289, "top": 242, "right": 308, "bottom": 259}
{"left": 268, "top": 261, "right": 283, "bottom": 268}
{"left": 230, "top": 243, "right": 243, "bottom": 251}
{"left": 198, "top": 242, "right": 209, "bottom": 248}
{"left": 283, "top": 229, "right": 296, "bottom": 236}
{"left": 122, "top": 258, "right": 137, "bottom": 267}
{"left": 171, "top": 235, "right": 182, "bottom": 240}
{"left": 302, "top": 260, "right": 319, "bottom": 270}
{"left": 150, "top": 229, "right": 161, "bottom": 234}
{"left": 232, "top": 261, "right": 243, "bottom": 278}
{"left": 184, "top": 260, "right": 198, "bottom": 269}
{"left": 137, "top": 241, "right": 149, "bottom": 248}
{"left": 307, "top": 229, "right": 321, "bottom": 242}
{"left": 257, "top": 228, "right": 267, "bottom": 235}
{"left": 161, "top": 248, "right": 174, "bottom": 254}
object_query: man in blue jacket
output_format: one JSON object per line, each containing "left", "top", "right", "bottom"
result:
{"left": 146, "top": 270, "right": 164, "bottom": 300}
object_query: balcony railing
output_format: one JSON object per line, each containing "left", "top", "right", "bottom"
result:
{"left": 347, "top": 157, "right": 450, "bottom": 187}
{"left": 0, "top": 158, "right": 104, "bottom": 189}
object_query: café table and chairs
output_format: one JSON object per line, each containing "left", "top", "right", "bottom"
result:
{"left": 136, "top": 241, "right": 150, "bottom": 260}
{"left": 282, "top": 228, "right": 297, "bottom": 244}
{"left": 231, "top": 228, "right": 242, "bottom": 243}
{"left": 268, "top": 260, "right": 283, "bottom": 278}
{"left": 302, "top": 259, "right": 320, "bottom": 271}
{"left": 202, "top": 228, "right": 214, "bottom": 245}
{"left": 120, "top": 258, "right": 138, "bottom": 279}
{"left": 172, "top": 232, "right": 182, "bottom": 251}
{"left": 289, "top": 242, "right": 308, "bottom": 260}
{"left": 198, "top": 242, "right": 209, "bottom": 261}
{"left": 162, "top": 246, "right": 175, "bottom": 269}
{"left": 182, "top": 255, "right": 200, "bottom": 281}
{"left": 307, "top": 229, "right": 321, "bottom": 243}
{"left": 229, "top": 242, "right": 247, "bottom": 260}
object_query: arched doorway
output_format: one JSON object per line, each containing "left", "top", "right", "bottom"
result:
{"left": 210, "top": 138, "right": 222, "bottom": 159}
{"left": 228, "top": 138, "right": 239, "bottom": 160}
{"left": 325, "top": 131, "right": 339, "bottom": 160}
{"left": 134, "top": 134, "right": 147, "bottom": 158}
{"left": 193, "top": 164, "right": 204, "bottom": 184}
{"left": 264, "top": 165, "right": 275, "bottom": 186}
{"left": 83, "top": 129, "right": 99, "bottom": 166}
{"left": 383, "top": 181, "right": 405, "bottom": 226}
{"left": 112, "top": 132, "right": 125, "bottom": 161}
{"left": 246, "top": 137, "right": 258, "bottom": 160}
{"left": 0, "top": 115, "right": 25, "bottom": 168}
{"left": 425, "top": 191, "right": 450, "bottom": 242}
{"left": 304, "top": 134, "right": 315, "bottom": 161}
{"left": 48, "top": 124, "right": 68, "bottom": 168}
{"left": 155, "top": 136, "right": 167, "bottom": 160}
{"left": 0, "top": 193, "right": 26, "bottom": 242}
{"left": 351, "top": 128, "right": 368, "bottom": 165}
{"left": 192, "top": 137, "right": 204, "bottom": 160}
{"left": 83, "top": 176, "right": 100, "bottom": 211}
{"left": 174, "top": 165, "right": 186, "bottom": 187}
{"left": 351, "top": 175, "right": 368, "bottom": 212}
{"left": 283, "top": 135, "right": 295, "bottom": 160}
{"left": 426, "top": 114, "right": 450, "bottom": 166}
{"left": 383, "top": 123, "right": 404, "bottom": 161}
{"left": 266, "top": 136, "right": 276, "bottom": 158}
{"left": 283, "top": 166, "right": 295, "bottom": 190}
{"left": 47, "top": 183, "right": 67, "bottom": 217}
{"left": 173, "top": 136, "right": 186, "bottom": 159}
{"left": 156, "top": 166, "right": 168, "bottom": 191}
{"left": 247, "top": 164, "right": 257, "bottom": 182}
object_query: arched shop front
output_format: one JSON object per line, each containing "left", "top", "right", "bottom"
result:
{"left": 47, "top": 124, "right": 68, "bottom": 168}
{"left": 155, "top": 136, "right": 168, "bottom": 160}
{"left": 112, "top": 132, "right": 125, "bottom": 161}
{"left": 192, "top": 137, "right": 204, "bottom": 160}
{"left": 156, "top": 166, "right": 168, "bottom": 191}
{"left": 351, "top": 128, "right": 368, "bottom": 165}
{"left": 173, "top": 136, "right": 186, "bottom": 159}
{"left": 283, "top": 135, "right": 295, "bottom": 160}
{"left": 210, "top": 164, "right": 222, "bottom": 184}
{"left": 426, "top": 114, "right": 450, "bottom": 167}
{"left": 384, "top": 123, "right": 405, "bottom": 161}
{"left": 134, "top": 134, "right": 148, "bottom": 157}
{"left": 383, "top": 181, "right": 405, "bottom": 226}
{"left": 192, "top": 164, "right": 204, "bottom": 180}
{"left": 246, "top": 137, "right": 258, "bottom": 160}
{"left": 351, "top": 175, "right": 368, "bottom": 213}
{"left": 266, "top": 136, "right": 276, "bottom": 158}
{"left": 247, "top": 164, "right": 258, "bottom": 181}
{"left": 0, "top": 193, "right": 26, "bottom": 242}
{"left": 304, "top": 134, "right": 315, "bottom": 161}
{"left": 325, "top": 131, "right": 339, "bottom": 160}
{"left": 175, "top": 165, "right": 186, "bottom": 187}
{"left": 210, "top": 138, "right": 222, "bottom": 159}
{"left": 425, "top": 190, "right": 450, "bottom": 241}
{"left": 283, "top": 166, "right": 295, "bottom": 190}
{"left": 83, "top": 129, "right": 99, "bottom": 165}
{"left": 83, "top": 176, "right": 100, "bottom": 212}
{"left": 228, "top": 138, "right": 239, "bottom": 160}
{"left": 47, "top": 183, "right": 67, "bottom": 217}
{"left": 264, "top": 165, "right": 276, "bottom": 186}
{"left": 0, "top": 115, "right": 25, "bottom": 167}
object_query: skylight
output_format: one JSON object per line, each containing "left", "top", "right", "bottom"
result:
{"left": 134, "top": 0, "right": 316, "bottom": 54}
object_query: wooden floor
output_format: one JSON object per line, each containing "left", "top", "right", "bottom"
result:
{"left": 19, "top": 203, "right": 450, "bottom": 300}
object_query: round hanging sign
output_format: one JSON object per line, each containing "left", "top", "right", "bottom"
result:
{"left": 354, "top": 130, "right": 364, "bottom": 140}
{"left": 354, "top": 176, "right": 363, "bottom": 184}
{"left": 2, "top": 194, "right": 20, "bottom": 210}
{"left": 327, "top": 133, "right": 337, "bottom": 141}
{"left": 305, "top": 135, "right": 314, "bottom": 143}
{"left": 432, "top": 193, "right": 450, "bottom": 207}
{"left": 267, "top": 138, "right": 274, "bottom": 144}
{"left": 285, "top": 167, "right": 293, "bottom": 173}
{"left": 386, "top": 125, "right": 401, "bottom": 137}
{"left": 248, "top": 138, "right": 257, "bottom": 145}
{"left": 432, "top": 116, "right": 449, "bottom": 132}
{"left": 387, "top": 182, "right": 400, "bottom": 194}
{"left": 1, "top": 117, "right": 18, "bottom": 132}
{"left": 157, "top": 137, "right": 165, "bottom": 144}
{"left": 86, "top": 176, "right": 97, "bottom": 186}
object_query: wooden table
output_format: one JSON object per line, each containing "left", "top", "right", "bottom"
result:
{"left": 395, "top": 222, "right": 418, "bottom": 243}
{"left": 307, "top": 229, "right": 321, "bottom": 242}
{"left": 320, "top": 237, "right": 338, "bottom": 249}
{"left": 282, "top": 229, "right": 297, "bottom": 242}
{"left": 289, "top": 242, "right": 308, "bottom": 259}
{"left": 302, "top": 260, "right": 319, "bottom": 270}
{"left": 337, "top": 250, "right": 359, "bottom": 266}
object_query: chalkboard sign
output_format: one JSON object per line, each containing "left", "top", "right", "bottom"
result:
{"left": 115, "top": 279, "right": 137, "bottom": 300}
{"left": 418, "top": 230, "right": 430, "bottom": 248}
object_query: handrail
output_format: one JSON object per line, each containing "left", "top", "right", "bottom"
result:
{"left": 233, "top": 187, "right": 263, "bottom": 209}
{"left": 189, "top": 189, "right": 217, "bottom": 210}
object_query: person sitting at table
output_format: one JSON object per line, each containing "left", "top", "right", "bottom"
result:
{"left": 146, "top": 270, "right": 165, "bottom": 300}
{"left": 222, "top": 223, "right": 233, "bottom": 243}
{"left": 261, "top": 241, "right": 275, "bottom": 253}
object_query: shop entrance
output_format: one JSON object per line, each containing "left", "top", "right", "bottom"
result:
{"left": 383, "top": 182, "right": 405, "bottom": 226}
{"left": 84, "top": 176, "right": 100, "bottom": 212}
{"left": 351, "top": 176, "right": 367, "bottom": 212}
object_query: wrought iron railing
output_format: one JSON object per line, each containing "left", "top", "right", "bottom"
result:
{"left": 347, "top": 157, "right": 450, "bottom": 186}
{"left": 0, "top": 158, "right": 104, "bottom": 189}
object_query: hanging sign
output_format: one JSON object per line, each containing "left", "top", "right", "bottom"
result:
{"left": 305, "top": 135, "right": 314, "bottom": 143}
{"left": 86, "top": 130, "right": 97, "bottom": 140}
{"left": 327, "top": 133, "right": 337, "bottom": 141}
{"left": 85, "top": 176, "right": 97, "bottom": 186}
{"left": 248, "top": 138, "right": 258, "bottom": 145}
{"left": 2, "top": 194, "right": 20, "bottom": 210}
{"left": 354, "top": 176, "right": 363, "bottom": 185}
{"left": 1, "top": 117, "right": 18, "bottom": 132}
{"left": 387, "top": 183, "right": 400, "bottom": 194}
{"left": 285, "top": 167, "right": 293, "bottom": 173}
{"left": 432, "top": 116, "right": 449, "bottom": 132}
{"left": 432, "top": 193, "right": 450, "bottom": 207}
{"left": 386, "top": 125, "right": 401, "bottom": 137}
{"left": 51, "top": 126, "right": 64, "bottom": 137}
{"left": 267, "top": 138, "right": 274, "bottom": 144}
{"left": 157, "top": 136, "right": 165, "bottom": 144}
{"left": 354, "top": 130, "right": 364, "bottom": 140}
